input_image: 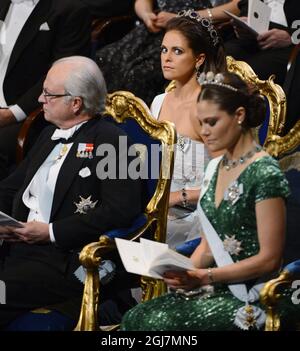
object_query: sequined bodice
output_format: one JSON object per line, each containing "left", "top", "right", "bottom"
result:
{"left": 200, "top": 156, "right": 290, "bottom": 261}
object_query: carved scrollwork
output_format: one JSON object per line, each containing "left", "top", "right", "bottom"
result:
{"left": 75, "top": 91, "right": 176, "bottom": 331}
{"left": 165, "top": 56, "right": 286, "bottom": 146}
{"left": 226, "top": 56, "right": 286, "bottom": 143}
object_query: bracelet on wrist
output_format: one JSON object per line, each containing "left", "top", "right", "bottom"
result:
{"left": 207, "top": 267, "right": 214, "bottom": 284}
{"left": 181, "top": 188, "right": 188, "bottom": 207}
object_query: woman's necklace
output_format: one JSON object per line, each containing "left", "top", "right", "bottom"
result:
{"left": 221, "top": 144, "right": 263, "bottom": 171}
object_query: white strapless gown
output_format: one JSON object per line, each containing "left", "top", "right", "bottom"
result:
{"left": 151, "top": 93, "right": 209, "bottom": 248}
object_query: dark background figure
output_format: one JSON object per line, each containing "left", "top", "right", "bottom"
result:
{"left": 81, "top": 0, "right": 135, "bottom": 19}
{"left": 0, "top": 0, "right": 92, "bottom": 181}
{"left": 283, "top": 47, "right": 300, "bottom": 133}
{"left": 96, "top": 0, "right": 238, "bottom": 106}
{"left": 224, "top": 0, "right": 300, "bottom": 86}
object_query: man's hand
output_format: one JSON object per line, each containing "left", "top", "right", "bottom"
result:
{"left": 257, "top": 29, "right": 292, "bottom": 50}
{"left": 0, "top": 109, "right": 17, "bottom": 127}
{"left": 155, "top": 11, "right": 176, "bottom": 29}
{"left": 14, "top": 221, "right": 50, "bottom": 244}
{"left": 142, "top": 12, "right": 161, "bottom": 33}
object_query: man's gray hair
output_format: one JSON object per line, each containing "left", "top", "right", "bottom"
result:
{"left": 53, "top": 56, "right": 107, "bottom": 116}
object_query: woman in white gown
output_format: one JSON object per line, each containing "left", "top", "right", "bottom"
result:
{"left": 150, "top": 12, "right": 226, "bottom": 248}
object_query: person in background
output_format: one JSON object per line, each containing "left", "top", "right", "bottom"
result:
{"left": 0, "top": 0, "right": 92, "bottom": 180}
{"left": 150, "top": 12, "right": 226, "bottom": 249}
{"left": 121, "top": 72, "right": 298, "bottom": 331}
{"left": 225, "top": 0, "right": 300, "bottom": 85}
{"left": 96, "top": 0, "right": 240, "bottom": 105}
{"left": 81, "top": 0, "right": 134, "bottom": 19}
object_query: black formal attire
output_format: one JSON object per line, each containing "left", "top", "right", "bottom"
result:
{"left": 224, "top": 0, "right": 300, "bottom": 85}
{"left": 96, "top": 0, "right": 213, "bottom": 106}
{"left": 0, "top": 0, "right": 92, "bottom": 180}
{"left": 0, "top": 118, "right": 142, "bottom": 328}
{"left": 283, "top": 49, "right": 300, "bottom": 133}
{"left": 81, "top": 0, "right": 134, "bottom": 19}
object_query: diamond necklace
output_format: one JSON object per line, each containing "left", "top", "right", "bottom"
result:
{"left": 221, "top": 144, "right": 262, "bottom": 171}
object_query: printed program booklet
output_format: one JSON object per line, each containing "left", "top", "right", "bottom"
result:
{"left": 0, "top": 210, "right": 24, "bottom": 228}
{"left": 115, "top": 237, "right": 195, "bottom": 279}
{"left": 224, "top": 10, "right": 259, "bottom": 37}
{"left": 224, "top": 0, "right": 271, "bottom": 38}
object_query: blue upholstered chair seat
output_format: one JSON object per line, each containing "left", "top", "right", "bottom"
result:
{"left": 5, "top": 310, "right": 75, "bottom": 331}
{"left": 175, "top": 238, "right": 201, "bottom": 256}
{"left": 283, "top": 259, "right": 300, "bottom": 277}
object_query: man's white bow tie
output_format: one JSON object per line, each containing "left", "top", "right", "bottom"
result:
{"left": 11, "top": 0, "right": 38, "bottom": 4}
{"left": 51, "top": 128, "right": 77, "bottom": 142}
{"left": 51, "top": 121, "right": 87, "bottom": 142}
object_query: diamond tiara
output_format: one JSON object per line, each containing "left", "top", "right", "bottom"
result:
{"left": 198, "top": 72, "right": 238, "bottom": 92}
{"left": 177, "top": 9, "right": 220, "bottom": 47}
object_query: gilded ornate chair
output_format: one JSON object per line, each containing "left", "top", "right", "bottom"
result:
{"left": 74, "top": 91, "right": 176, "bottom": 331}
{"left": 260, "top": 120, "right": 300, "bottom": 331}
{"left": 226, "top": 56, "right": 286, "bottom": 146}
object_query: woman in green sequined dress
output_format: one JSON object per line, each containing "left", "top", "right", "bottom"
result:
{"left": 121, "top": 72, "right": 297, "bottom": 331}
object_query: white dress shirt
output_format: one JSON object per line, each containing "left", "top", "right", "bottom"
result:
{"left": 22, "top": 121, "right": 87, "bottom": 242}
{"left": 265, "top": 0, "right": 287, "bottom": 27}
{"left": 0, "top": 0, "right": 39, "bottom": 120}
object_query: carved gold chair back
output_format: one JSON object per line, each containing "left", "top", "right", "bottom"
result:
{"left": 166, "top": 56, "right": 287, "bottom": 147}
{"left": 75, "top": 91, "right": 176, "bottom": 331}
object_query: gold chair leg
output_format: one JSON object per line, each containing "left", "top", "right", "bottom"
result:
{"left": 74, "top": 267, "right": 100, "bottom": 331}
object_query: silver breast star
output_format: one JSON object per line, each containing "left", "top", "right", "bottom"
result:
{"left": 223, "top": 235, "right": 243, "bottom": 256}
{"left": 74, "top": 196, "right": 98, "bottom": 214}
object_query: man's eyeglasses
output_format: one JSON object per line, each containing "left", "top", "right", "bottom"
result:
{"left": 42, "top": 89, "right": 72, "bottom": 100}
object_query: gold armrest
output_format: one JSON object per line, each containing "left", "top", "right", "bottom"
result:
{"left": 265, "top": 120, "right": 300, "bottom": 157}
{"left": 260, "top": 270, "right": 292, "bottom": 331}
{"left": 74, "top": 219, "right": 166, "bottom": 331}
{"left": 74, "top": 238, "right": 112, "bottom": 331}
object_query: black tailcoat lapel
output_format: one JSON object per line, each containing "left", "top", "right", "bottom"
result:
{"left": 0, "top": 0, "right": 10, "bottom": 21}
{"left": 6, "top": 0, "right": 51, "bottom": 76}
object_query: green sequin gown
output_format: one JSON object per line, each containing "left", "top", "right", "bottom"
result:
{"left": 121, "top": 156, "right": 299, "bottom": 331}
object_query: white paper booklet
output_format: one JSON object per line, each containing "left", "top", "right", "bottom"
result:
{"left": 248, "top": 0, "right": 271, "bottom": 34}
{"left": 0, "top": 210, "right": 24, "bottom": 228}
{"left": 224, "top": 10, "right": 259, "bottom": 37}
{"left": 115, "top": 238, "right": 195, "bottom": 279}
{"left": 224, "top": 0, "right": 271, "bottom": 37}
